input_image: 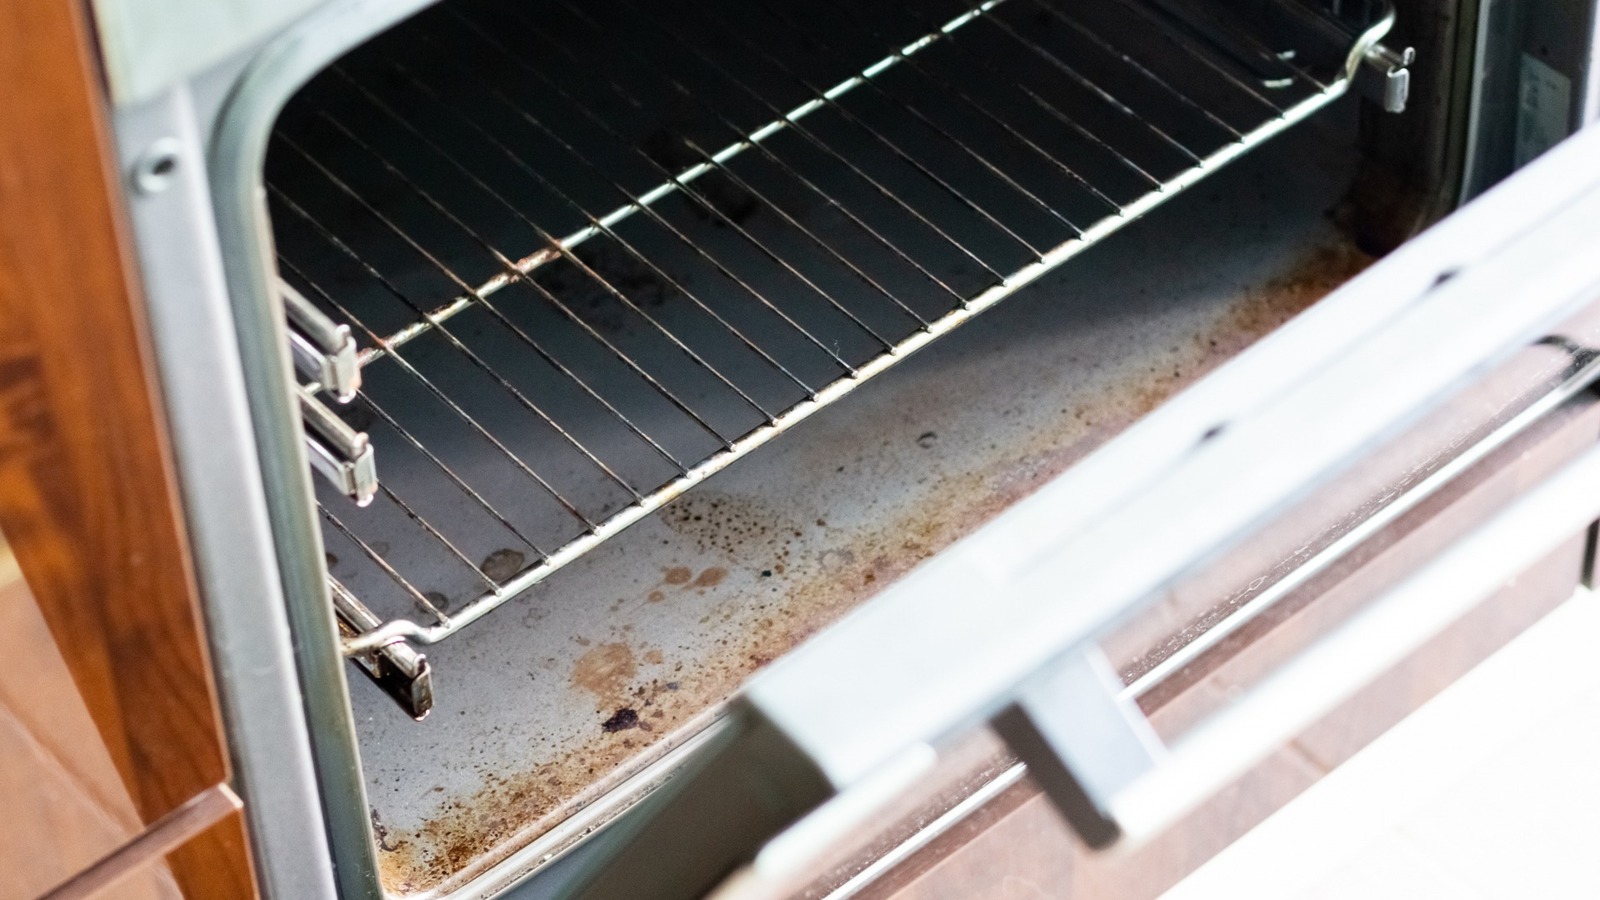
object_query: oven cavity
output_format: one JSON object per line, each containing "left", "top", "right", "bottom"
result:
{"left": 265, "top": 0, "right": 1407, "bottom": 717}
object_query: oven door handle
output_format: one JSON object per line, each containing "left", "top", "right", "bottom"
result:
{"left": 1001, "top": 438, "right": 1600, "bottom": 849}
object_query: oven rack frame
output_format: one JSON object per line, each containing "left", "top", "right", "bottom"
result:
{"left": 270, "top": 0, "right": 1404, "bottom": 717}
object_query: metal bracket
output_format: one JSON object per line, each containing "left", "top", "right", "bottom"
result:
{"left": 331, "top": 579, "right": 433, "bottom": 720}
{"left": 300, "top": 388, "right": 377, "bottom": 506}
{"left": 1357, "top": 42, "right": 1415, "bottom": 113}
{"left": 283, "top": 279, "right": 361, "bottom": 402}
{"left": 991, "top": 648, "right": 1163, "bottom": 848}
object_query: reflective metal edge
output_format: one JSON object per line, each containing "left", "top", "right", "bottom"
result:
{"left": 111, "top": 86, "right": 339, "bottom": 899}
{"left": 203, "top": 2, "right": 450, "bottom": 897}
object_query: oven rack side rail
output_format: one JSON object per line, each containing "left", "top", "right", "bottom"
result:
{"left": 273, "top": 0, "right": 1407, "bottom": 718}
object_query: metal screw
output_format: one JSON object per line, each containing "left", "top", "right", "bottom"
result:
{"left": 132, "top": 138, "right": 182, "bottom": 194}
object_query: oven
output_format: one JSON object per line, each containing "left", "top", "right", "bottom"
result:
{"left": 89, "top": 0, "right": 1600, "bottom": 897}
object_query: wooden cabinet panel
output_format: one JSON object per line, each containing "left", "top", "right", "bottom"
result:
{"left": 0, "top": 1, "right": 258, "bottom": 896}
{"left": 28, "top": 808, "right": 254, "bottom": 900}
{"left": 0, "top": 0, "right": 225, "bottom": 821}
{"left": 0, "top": 545, "right": 252, "bottom": 900}
{"left": 165, "top": 811, "right": 259, "bottom": 900}
{"left": 0, "top": 546, "right": 146, "bottom": 899}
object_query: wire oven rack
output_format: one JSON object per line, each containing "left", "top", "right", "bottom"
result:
{"left": 267, "top": 0, "right": 1398, "bottom": 716}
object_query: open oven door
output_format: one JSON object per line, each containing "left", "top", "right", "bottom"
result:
{"left": 540, "top": 122, "right": 1600, "bottom": 900}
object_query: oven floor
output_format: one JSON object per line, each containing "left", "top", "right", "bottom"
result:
{"left": 352, "top": 102, "right": 1372, "bottom": 897}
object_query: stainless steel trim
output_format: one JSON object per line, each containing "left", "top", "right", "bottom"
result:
{"left": 1111, "top": 440, "right": 1600, "bottom": 838}
{"left": 111, "top": 85, "right": 339, "bottom": 900}
{"left": 206, "top": 4, "right": 448, "bottom": 896}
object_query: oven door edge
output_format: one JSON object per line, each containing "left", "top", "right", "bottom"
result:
{"left": 110, "top": 3, "right": 447, "bottom": 899}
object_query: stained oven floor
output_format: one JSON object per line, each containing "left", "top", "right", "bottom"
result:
{"left": 351, "top": 104, "right": 1372, "bottom": 897}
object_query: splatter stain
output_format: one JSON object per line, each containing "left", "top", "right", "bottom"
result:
{"left": 692, "top": 567, "right": 727, "bottom": 588}
{"left": 663, "top": 566, "right": 692, "bottom": 585}
{"left": 647, "top": 590, "right": 665, "bottom": 603}
{"left": 571, "top": 643, "right": 635, "bottom": 703}
{"left": 643, "top": 649, "right": 664, "bottom": 665}
{"left": 481, "top": 549, "right": 526, "bottom": 582}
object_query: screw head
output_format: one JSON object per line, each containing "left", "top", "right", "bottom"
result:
{"left": 132, "top": 137, "right": 183, "bottom": 195}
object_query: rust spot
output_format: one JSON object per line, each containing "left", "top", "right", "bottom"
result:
{"left": 1221, "top": 241, "right": 1373, "bottom": 343}
{"left": 663, "top": 566, "right": 692, "bottom": 585}
{"left": 692, "top": 567, "right": 727, "bottom": 588}
{"left": 570, "top": 643, "right": 635, "bottom": 704}
{"left": 601, "top": 708, "right": 639, "bottom": 732}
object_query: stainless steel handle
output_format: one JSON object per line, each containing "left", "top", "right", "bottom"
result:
{"left": 1004, "top": 439, "right": 1600, "bottom": 846}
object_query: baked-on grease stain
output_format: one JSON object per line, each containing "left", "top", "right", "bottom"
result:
{"left": 692, "top": 567, "right": 726, "bottom": 588}
{"left": 601, "top": 708, "right": 639, "bottom": 732}
{"left": 481, "top": 548, "right": 526, "bottom": 582}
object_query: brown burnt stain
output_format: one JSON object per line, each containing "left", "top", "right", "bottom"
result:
{"left": 570, "top": 642, "right": 635, "bottom": 704}
{"left": 701, "top": 239, "right": 1376, "bottom": 688}
{"left": 375, "top": 237, "right": 1374, "bottom": 895}
{"left": 600, "top": 708, "right": 639, "bottom": 732}
{"left": 376, "top": 673, "right": 702, "bottom": 895}
{"left": 692, "top": 566, "right": 727, "bottom": 588}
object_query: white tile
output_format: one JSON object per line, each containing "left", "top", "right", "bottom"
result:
{"left": 1294, "top": 832, "right": 1488, "bottom": 900}
{"left": 1161, "top": 594, "right": 1600, "bottom": 900}
{"left": 1398, "top": 685, "right": 1600, "bottom": 900}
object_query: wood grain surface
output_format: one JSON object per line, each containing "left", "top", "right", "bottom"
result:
{"left": 0, "top": 1, "right": 256, "bottom": 896}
